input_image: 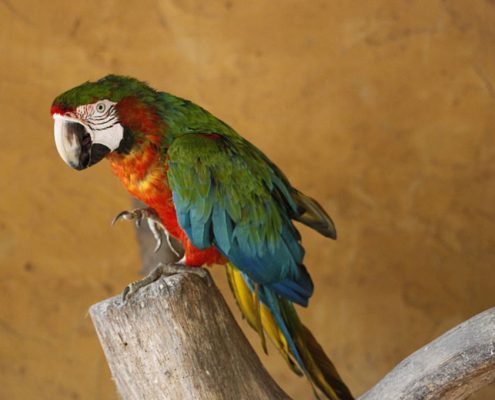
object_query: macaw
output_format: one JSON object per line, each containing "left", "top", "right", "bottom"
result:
{"left": 52, "top": 75, "right": 354, "bottom": 400}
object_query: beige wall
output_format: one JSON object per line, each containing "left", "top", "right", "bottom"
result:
{"left": 1, "top": 1, "right": 494, "bottom": 398}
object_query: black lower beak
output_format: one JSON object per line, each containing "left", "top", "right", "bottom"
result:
{"left": 87, "top": 143, "right": 111, "bottom": 167}
{"left": 74, "top": 124, "right": 110, "bottom": 170}
{"left": 72, "top": 124, "right": 110, "bottom": 169}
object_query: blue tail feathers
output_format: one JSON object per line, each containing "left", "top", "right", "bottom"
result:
{"left": 268, "top": 264, "right": 313, "bottom": 306}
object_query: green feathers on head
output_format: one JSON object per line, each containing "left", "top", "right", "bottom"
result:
{"left": 52, "top": 75, "right": 158, "bottom": 110}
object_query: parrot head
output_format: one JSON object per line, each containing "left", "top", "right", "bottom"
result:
{"left": 51, "top": 75, "right": 158, "bottom": 170}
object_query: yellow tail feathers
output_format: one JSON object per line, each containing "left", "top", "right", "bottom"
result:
{"left": 226, "top": 263, "right": 302, "bottom": 375}
{"left": 226, "top": 263, "right": 354, "bottom": 400}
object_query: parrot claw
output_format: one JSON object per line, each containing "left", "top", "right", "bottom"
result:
{"left": 111, "top": 207, "right": 181, "bottom": 257}
{"left": 111, "top": 207, "right": 154, "bottom": 226}
{"left": 154, "top": 237, "right": 162, "bottom": 252}
{"left": 121, "top": 263, "right": 210, "bottom": 303}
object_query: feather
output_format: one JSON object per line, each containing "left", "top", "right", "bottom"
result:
{"left": 292, "top": 189, "right": 337, "bottom": 239}
{"left": 227, "top": 264, "right": 353, "bottom": 400}
{"left": 225, "top": 263, "right": 303, "bottom": 376}
{"left": 253, "top": 283, "right": 268, "bottom": 354}
{"left": 280, "top": 301, "right": 354, "bottom": 400}
{"left": 212, "top": 205, "right": 233, "bottom": 254}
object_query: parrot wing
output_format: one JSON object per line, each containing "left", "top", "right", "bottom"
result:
{"left": 167, "top": 133, "right": 354, "bottom": 400}
{"left": 166, "top": 133, "right": 313, "bottom": 305}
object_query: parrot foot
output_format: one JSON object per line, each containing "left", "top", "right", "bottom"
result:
{"left": 121, "top": 263, "right": 209, "bottom": 303}
{"left": 112, "top": 207, "right": 181, "bottom": 256}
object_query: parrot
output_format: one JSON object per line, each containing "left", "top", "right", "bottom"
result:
{"left": 51, "top": 75, "right": 354, "bottom": 400}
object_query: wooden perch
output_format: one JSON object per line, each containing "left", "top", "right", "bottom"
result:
{"left": 90, "top": 264, "right": 495, "bottom": 400}
{"left": 359, "top": 307, "right": 495, "bottom": 400}
{"left": 89, "top": 267, "right": 291, "bottom": 400}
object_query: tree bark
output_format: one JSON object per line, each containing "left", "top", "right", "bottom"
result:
{"left": 89, "top": 267, "right": 291, "bottom": 400}
{"left": 90, "top": 264, "right": 495, "bottom": 400}
{"left": 359, "top": 307, "right": 495, "bottom": 400}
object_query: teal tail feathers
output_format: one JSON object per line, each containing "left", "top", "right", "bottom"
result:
{"left": 226, "top": 263, "right": 354, "bottom": 400}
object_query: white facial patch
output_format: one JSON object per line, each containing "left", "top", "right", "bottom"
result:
{"left": 77, "top": 99, "right": 124, "bottom": 151}
{"left": 91, "top": 123, "right": 124, "bottom": 151}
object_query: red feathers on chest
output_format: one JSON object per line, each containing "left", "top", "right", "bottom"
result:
{"left": 108, "top": 143, "right": 224, "bottom": 267}
{"left": 108, "top": 145, "right": 181, "bottom": 238}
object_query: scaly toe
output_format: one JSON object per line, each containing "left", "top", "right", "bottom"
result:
{"left": 120, "top": 263, "right": 210, "bottom": 303}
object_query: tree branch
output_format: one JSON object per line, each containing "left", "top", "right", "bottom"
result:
{"left": 89, "top": 268, "right": 291, "bottom": 400}
{"left": 359, "top": 307, "right": 495, "bottom": 400}
{"left": 90, "top": 264, "right": 494, "bottom": 400}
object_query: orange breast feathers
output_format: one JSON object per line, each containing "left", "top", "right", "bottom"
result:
{"left": 107, "top": 145, "right": 225, "bottom": 266}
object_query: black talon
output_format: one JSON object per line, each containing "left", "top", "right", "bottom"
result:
{"left": 122, "top": 286, "right": 131, "bottom": 302}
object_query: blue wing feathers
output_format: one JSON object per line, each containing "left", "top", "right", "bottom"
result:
{"left": 174, "top": 192, "right": 191, "bottom": 230}
{"left": 168, "top": 134, "right": 314, "bottom": 306}
{"left": 190, "top": 217, "right": 211, "bottom": 248}
{"left": 212, "top": 205, "right": 233, "bottom": 254}
{"left": 269, "top": 265, "right": 314, "bottom": 307}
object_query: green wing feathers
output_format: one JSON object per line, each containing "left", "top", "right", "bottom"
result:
{"left": 167, "top": 133, "right": 314, "bottom": 305}
{"left": 166, "top": 126, "right": 350, "bottom": 398}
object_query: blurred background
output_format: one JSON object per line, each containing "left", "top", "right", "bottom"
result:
{"left": 1, "top": 0, "right": 494, "bottom": 399}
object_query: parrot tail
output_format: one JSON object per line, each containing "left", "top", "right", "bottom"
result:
{"left": 226, "top": 263, "right": 354, "bottom": 400}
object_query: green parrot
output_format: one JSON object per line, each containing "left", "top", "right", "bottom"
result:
{"left": 52, "top": 75, "right": 354, "bottom": 400}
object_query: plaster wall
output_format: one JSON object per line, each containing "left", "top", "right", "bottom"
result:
{"left": 0, "top": 1, "right": 494, "bottom": 398}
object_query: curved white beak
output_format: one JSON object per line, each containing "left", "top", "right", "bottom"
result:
{"left": 54, "top": 115, "right": 87, "bottom": 169}
{"left": 53, "top": 114, "right": 124, "bottom": 170}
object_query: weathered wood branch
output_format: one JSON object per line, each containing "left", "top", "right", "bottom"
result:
{"left": 90, "top": 263, "right": 495, "bottom": 400}
{"left": 359, "top": 307, "right": 495, "bottom": 400}
{"left": 89, "top": 268, "right": 291, "bottom": 400}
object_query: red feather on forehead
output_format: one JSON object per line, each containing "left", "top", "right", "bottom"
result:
{"left": 50, "top": 104, "right": 74, "bottom": 116}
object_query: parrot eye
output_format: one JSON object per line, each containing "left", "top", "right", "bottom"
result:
{"left": 96, "top": 102, "right": 106, "bottom": 113}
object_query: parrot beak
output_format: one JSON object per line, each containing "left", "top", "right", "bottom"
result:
{"left": 53, "top": 114, "right": 122, "bottom": 170}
